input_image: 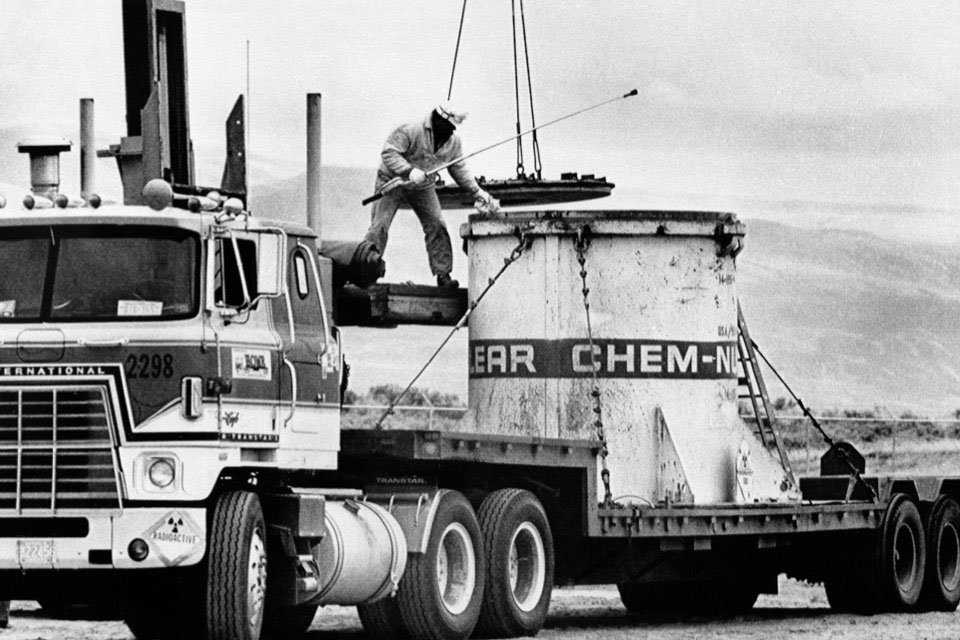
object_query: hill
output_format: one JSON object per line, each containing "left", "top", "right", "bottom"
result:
{"left": 3, "top": 135, "right": 958, "bottom": 414}
{"left": 254, "top": 173, "right": 960, "bottom": 415}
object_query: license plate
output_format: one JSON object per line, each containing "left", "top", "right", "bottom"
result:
{"left": 17, "top": 539, "right": 55, "bottom": 565}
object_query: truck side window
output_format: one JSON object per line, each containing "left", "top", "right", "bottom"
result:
{"left": 289, "top": 248, "right": 321, "bottom": 327}
{"left": 214, "top": 237, "right": 259, "bottom": 307}
{"left": 293, "top": 252, "right": 310, "bottom": 300}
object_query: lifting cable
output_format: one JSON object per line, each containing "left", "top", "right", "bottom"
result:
{"left": 517, "top": 0, "right": 542, "bottom": 179}
{"left": 446, "top": 0, "right": 543, "bottom": 178}
{"left": 446, "top": 0, "right": 469, "bottom": 101}
{"left": 750, "top": 341, "right": 880, "bottom": 502}
{"left": 510, "top": 0, "right": 525, "bottom": 177}
{"left": 374, "top": 231, "right": 533, "bottom": 429}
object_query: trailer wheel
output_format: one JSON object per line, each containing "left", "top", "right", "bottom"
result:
{"left": 358, "top": 595, "right": 409, "bottom": 640}
{"left": 206, "top": 491, "right": 269, "bottom": 640}
{"left": 475, "top": 488, "right": 554, "bottom": 637}
{"left": 920, "top": 496, "right": 960, "bottom": 611}
{"left": 877, "top": 494, "right": 926, "bottom": 610}
{"left": 395, "top": 490, "right": 485, "bottom": 640}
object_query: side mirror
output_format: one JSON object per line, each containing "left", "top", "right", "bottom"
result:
{"left": 256, "top": 231, "right": 285, "bottom": 298}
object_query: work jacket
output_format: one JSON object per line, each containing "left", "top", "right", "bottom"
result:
{"left": 378, "top": 116, "right": 480, "bottom": 194}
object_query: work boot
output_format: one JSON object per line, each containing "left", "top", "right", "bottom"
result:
{"left": 436, "top": 273, "right": 459, "bottom": 288}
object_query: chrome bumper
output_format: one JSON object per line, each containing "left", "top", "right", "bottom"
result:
{"left": 0, "top": 507, "right": 206, "bottom": 570}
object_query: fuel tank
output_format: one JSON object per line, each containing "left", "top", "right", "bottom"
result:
{"left": 310, "top": 499, "right": 407, "bottom": 605}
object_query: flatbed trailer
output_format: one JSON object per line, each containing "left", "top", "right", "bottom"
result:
{"left": 340, "top": 426, "right": 960, "bottom": 617}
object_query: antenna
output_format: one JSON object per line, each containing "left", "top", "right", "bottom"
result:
{"left": 246, "top": 39, "right": 251, "bottom": 199}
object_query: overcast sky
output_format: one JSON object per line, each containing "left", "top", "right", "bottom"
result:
{"left": 2, "top": 1, "right": 959, "bottom": 209}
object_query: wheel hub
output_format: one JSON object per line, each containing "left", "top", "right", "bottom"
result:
{"left": 435, "top": 522, "right": 476, "bottom": 616}
{"left": 940, "top": 522, "right": 960, "bottom": 591}
{"left": 893, "top": 522, "right": 918, "bottom": 591}
{"left": 508, "top": 521, "right": 546, "bottom": 612}
{"left": 248, "top": 526, "right": 268, "bottom": 634}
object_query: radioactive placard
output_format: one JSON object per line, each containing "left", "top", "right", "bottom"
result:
{"left": 146, "top": 511, "right": 203, "bottom": 565}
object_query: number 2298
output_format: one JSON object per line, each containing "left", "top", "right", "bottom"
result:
{"left": 125, "top": 353, "right": 174, "bottom": 379}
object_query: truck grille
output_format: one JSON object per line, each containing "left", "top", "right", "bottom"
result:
{"left": 0, "top": 386, "right": 122, "bottom": 511}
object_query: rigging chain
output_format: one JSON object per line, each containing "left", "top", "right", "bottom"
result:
{"left": 374, "top": 230, "right": 533, "bottom": 429}
{"left": 574, "top": 226, "right": 614, "bottom": 507}
{"left": 751, "top": 341, "right": 880, "bottom": 503}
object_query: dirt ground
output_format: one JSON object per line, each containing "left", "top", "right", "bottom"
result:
{"left": 4, "top": 576, "right": 958, "bottom": 640}
{"left": 5, "top": 440, "right": 957, "bottom": 639}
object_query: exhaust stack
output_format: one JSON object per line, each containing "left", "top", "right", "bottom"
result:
{"left": 17, "top": 137, "right": 72, "bottom": 200}
{"left": 80, "top": 98, "right": 96, "bottom": 201}
{"left": 306, "top": 93, "right": 322, "bottom": 236}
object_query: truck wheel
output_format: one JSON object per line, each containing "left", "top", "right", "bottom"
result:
{"left": 206, "top": 491, "right": 269, "bottom": 640}
{"left": 395, "top": 490, "right": 485, "bottom": 640}
{"left": 876, "top": 494, "right": 926, "bottom": 611}
{"left": 475, "top": 489, "right": 554, "bottom": 637}
{"left": 826, "top": 495, "right": 926, "bottom": 613}
{"left": 357, "top": 596, "right": 409, "bottom": 640}
{"left": 920, "top": 496, "right": 960, "bottom": 611}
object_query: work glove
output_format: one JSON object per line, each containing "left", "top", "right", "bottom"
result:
{"left": 408, "top": 168, "right": 430, "bottom": 187}
{"left": 474, "top": 188, "right": 501, "bottom": 216}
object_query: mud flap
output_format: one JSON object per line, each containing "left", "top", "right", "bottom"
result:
{"left": 364, "top": 489, "right": 448, "bottom": 555}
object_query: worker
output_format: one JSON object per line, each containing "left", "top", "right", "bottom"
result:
{"left": 363, "top": 104, "right": 499, "bottom": 288}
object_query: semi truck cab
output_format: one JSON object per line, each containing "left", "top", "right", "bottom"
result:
{"left": 0, "top": 194, "right": 346, "bottom": 574}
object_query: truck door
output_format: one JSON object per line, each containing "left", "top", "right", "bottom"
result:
{"left": 282, "top": 240, "right": 330, "bottom": 433}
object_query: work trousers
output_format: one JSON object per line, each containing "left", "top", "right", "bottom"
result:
{"left": 363, "top": 178, "right": 453, "bottom": 277}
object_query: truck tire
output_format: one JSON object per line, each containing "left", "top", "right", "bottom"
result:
{"left": 876, "top": 493, "right": 926, "bottom": 611}
{"left": 206, "top": 491, "right": 269, "bottom": 640}
{"left": 357, "top": 595, "right": 409, "bottom": 640}
{"left": 826, "top": 493, "right": 926, "bottom": 613}
{"left": 919, "top": 496, "right": 960, "bottom": 611}
{"left": 395, "top": 490, "right": 485, "bottom": 640}
{"left": 475, "top": 489, "right": 554, "bottom": 637}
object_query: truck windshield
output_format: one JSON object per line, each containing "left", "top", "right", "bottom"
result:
{"left": 0, "top": 226, "right": 199, "bottom": 322}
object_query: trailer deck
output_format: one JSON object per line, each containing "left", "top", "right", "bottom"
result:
{"left": 338, "top": 427, "right": 932, "bottom": 543}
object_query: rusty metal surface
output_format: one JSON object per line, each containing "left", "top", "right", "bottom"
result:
{"left": 421, "top": 176, "right": 615, "bottom": 209}
{"left": 340, "top": 427, "right": 599, "bottom": 469}
{"left": 593, "top": 500, "right": 882, "bottom": 539}
{"left": 461, "top": 210, "right": 792, "bottom": 507}
{"left": 334, "top": 283, "right": 467, "bottom": 326}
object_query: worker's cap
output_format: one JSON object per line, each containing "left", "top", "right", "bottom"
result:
{"left": 435, "top": 103, "right": 468, "bottom": 126}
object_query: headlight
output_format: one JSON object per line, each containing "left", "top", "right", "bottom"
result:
{"left": 148, "top": 458, "right": 176, "bottom": 489}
